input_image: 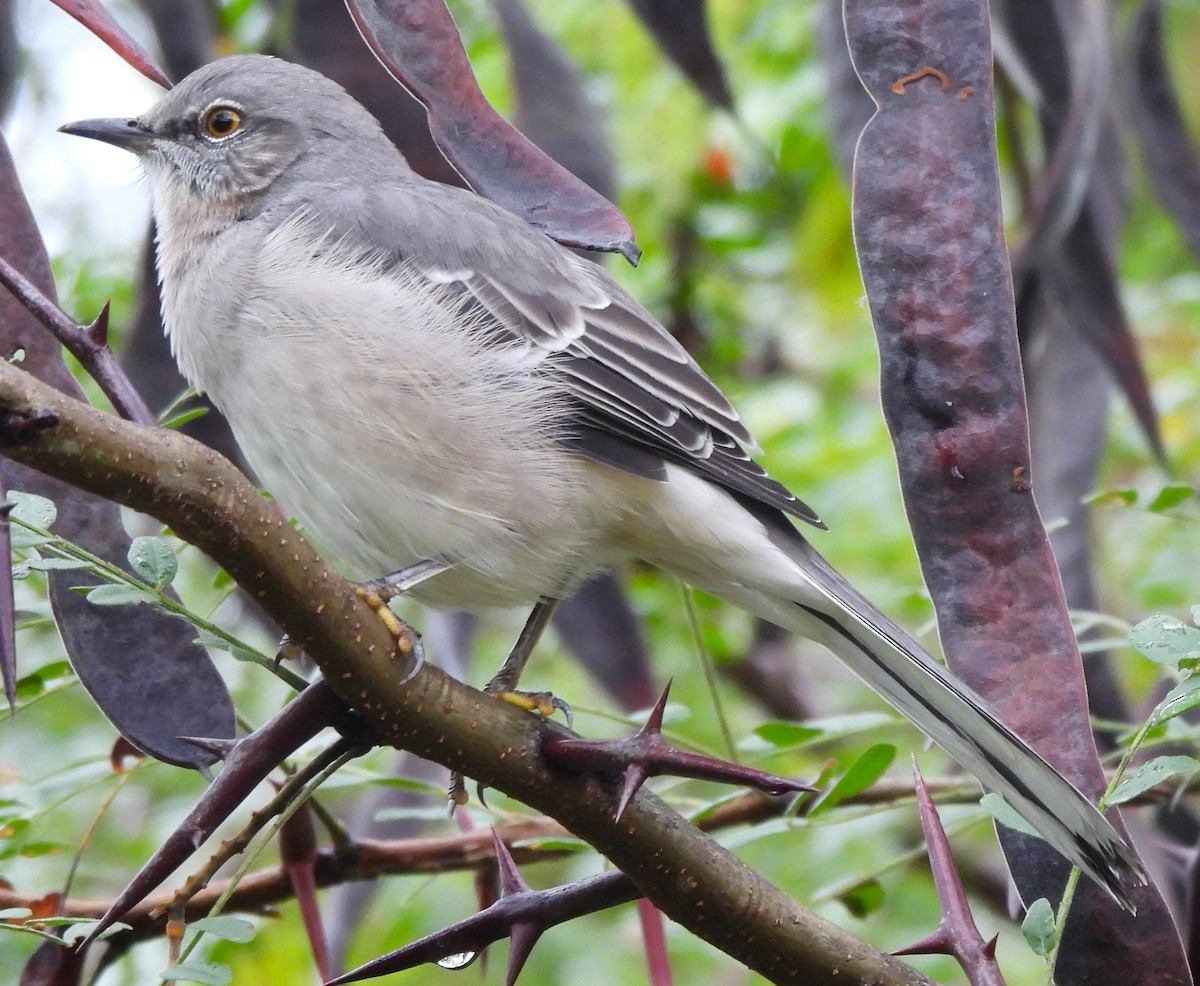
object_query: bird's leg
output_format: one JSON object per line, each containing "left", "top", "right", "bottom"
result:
{"left": 483, "top": 597, "right": 565, "bottom": 718}
{"left": 357, "top": 558, "right": 451, "bottom": 619}
{"left": 449, "top": 597, "right": 564, "bottom": 810}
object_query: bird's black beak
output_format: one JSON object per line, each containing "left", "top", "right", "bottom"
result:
{"left": 58, "top": 117, "right": 156, "bottom": 152}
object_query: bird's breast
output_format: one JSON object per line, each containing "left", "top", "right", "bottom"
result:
{"left": 157, "top": 213, "right": 619, "bottom": 607}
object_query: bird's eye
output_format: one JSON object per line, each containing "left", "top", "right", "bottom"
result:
{"left": 201, "top": 106, "right": 242, "bottom": 140}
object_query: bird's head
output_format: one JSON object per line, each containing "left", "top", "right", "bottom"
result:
{"left": 60, "top": 54, "right": 406, "bottom": 214}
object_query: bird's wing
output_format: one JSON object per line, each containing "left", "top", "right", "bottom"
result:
{"left": 283, "top": 181, "right": 822, "bottom": 527}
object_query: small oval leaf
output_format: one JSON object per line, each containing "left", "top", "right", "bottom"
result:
{"left": 1021, "top": 897, "right": 1058, "bottom": 955}
{"left": 1109, "top": 754, "right": 1200, "bottom": 805}
{"left": 981, "top": 792, "right": 1043, "bottom": 839}
{"left": 8, "top": 529, "right": 53, "bottom": 549}
{"left": 1148, "top": 677, "right": 1200, "bottom": 729}
{"left": 8, "top": 491, "right": 56, "bottom": 530}
{"left": 128, "top": 535, "right": 178, "bottom": 586}
{"left": 751, "top": 722, "right": 824, "bottom": 748}
{"left": 24, "top": 558, "right": 92, "bottom": 572}
{"left": 85, "top": 584, "right": 156, "bottom": 607}
{"left": 1130, "top": 615, "right": 1200, "bottom": 668}
{"left": 189, "top": 915, "right": 256, "bottom": 943}
{"left": 1085, "top": 488, "right": 1137, "bottom": 507}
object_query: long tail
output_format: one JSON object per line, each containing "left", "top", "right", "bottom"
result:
{"left": 700, "top": 515, "right": 1146, "bottom": 909}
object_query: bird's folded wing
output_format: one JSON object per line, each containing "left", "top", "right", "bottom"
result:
{"left": 283, "top": 181, "right": 822, "bottom": 527}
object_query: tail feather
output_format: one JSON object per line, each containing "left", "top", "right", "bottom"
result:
{"left": 732, "top": 523, "right": 1146, "bottom": 909}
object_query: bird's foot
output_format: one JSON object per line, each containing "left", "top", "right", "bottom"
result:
{"left": 272, "top": 565, "right": 437, "bottom": 670}
{"left": 349, "top": 559, "right": 448, "bottom": 664}
{"left": 352, "top": 584, "right": 425, "bottom": 670}
{"left": 485, "top": 684, "right": 574, "bottom": 730}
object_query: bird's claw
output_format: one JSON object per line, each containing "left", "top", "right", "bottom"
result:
{"left": 354, "top": 585, "right": 424, "bottom": 666}
{"left": 491, "top": 688, "right": 574, "bottom": 731}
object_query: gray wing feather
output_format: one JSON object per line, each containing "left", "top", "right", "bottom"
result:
{"left": 279, "top": 181, "right": 823, "bottom": 527}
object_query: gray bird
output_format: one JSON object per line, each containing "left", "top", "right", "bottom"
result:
{"left": 62, "top": 54, "right": 1143, "bottom": 906}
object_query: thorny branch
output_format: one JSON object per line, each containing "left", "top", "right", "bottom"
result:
{"left": 0, "top": 358, "right": 936, "bottom": 986}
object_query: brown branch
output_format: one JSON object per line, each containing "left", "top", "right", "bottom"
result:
{"left": 0, "top": 819, "right": 571, "bottom": 945}
{"left": 0, "top": 359, "right": 933, "bottom": 986}
{"left": 0, "top": 779, "right": 979, "bottom": 950}
{"left": 2, "top": 753, "right": 1172, "bottom": 954}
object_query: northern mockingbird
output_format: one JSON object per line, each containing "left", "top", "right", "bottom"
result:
{"left": 62, "top": 54, "right": 1142, "bottom": 904}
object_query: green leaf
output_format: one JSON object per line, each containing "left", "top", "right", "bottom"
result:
{"left": 981, "top": 793, "right": 1042, "bottom": 839}
{"left": 1147, "top": 484, "right": 1195, "bottom": 512}
{"left": 1148, "top": 677, "right": 1200, "bottom": 729}
{"left": 189, "top": 916, "right": 256, "bottom": 943}
{"left": 14, "top": 661, "right": 72, "bottom": 702}
{"left": 194, "top": 634, "right": 266, "bottom": 665}
{"left": 85, "top": 584, "right": 156, "bottom": 607}
{"left": 811, "top": 744, "right": 895, "bottom": 815}
{"left": 14, "top": 672, "right": 44, "bottom": 700}
{"left": 8, "top": 491, "right": 56, "bottom": 530}
{"left": 23, "top": 558, "right": 92, "bottom": 572}
{"left": 160, "top": 406, "right": 210, "bottom": 430}
{"left": 92, "top": 919, "right": 132, "bottom": 941}
{"left": 1021, "top": 897, "right": 1058, "bottom": 955}
{"left": 62, "top": 922, "right": 97, "bottom": 945}
{"left": 128, "top": 536, "right": 178, "bottom": 586}
{"left": 510, "top": 837, "right": 590, "bottom": 853}
{"left": 40, "top": 659, "right": 74, "bottom": 680}
{"left": 160, "top": 961, "right": 233, "bottom": 985}
{"left": 228, "top": 644, "right": 268, "bottom": 664}
{"left": 740, "top": 710, "right": 895, "bottom": 753}
{"left": 9, "top": 527, "right": 53, "bottom": 550}
{"left": 837, "top": 878, "right": 884, "bottom": 918}
{"left": 42, "top": 918, "right": 131, "bottom": 944}
{"left": 1130, "top": 615, "right": 1200, "bottom": 668}
{"left": 1109, "top": 755, "right": 1200, "bottom": 805}
{"left": 17, "top": 840, "right": 67, "bottom": 857}
{"left": 750, "top": 721, "right": 823, "bottom": 748}
{"left": 1085, "top": 488, "right": 1136, "bottom": 507}
{"left": 803, "top": 711, "right": 897, "bottom": 737}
